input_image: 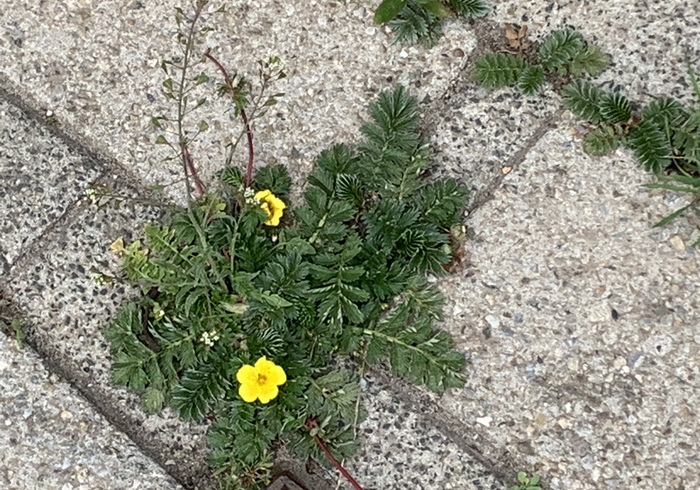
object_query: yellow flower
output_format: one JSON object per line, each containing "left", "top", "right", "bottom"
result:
{"left": 236, "top": 356, "right": 287, "bottom": 404}
{"left": 255, "top": 189, "right": 286, "bottom": 226}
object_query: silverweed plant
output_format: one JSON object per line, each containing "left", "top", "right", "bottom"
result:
{"left": 103, "top": 2, "right": 468, "bottom": 489}
{"left": 374, "top": 0, "right": 489, "bottom": 48}
{"left": 474, "top": 27, "right": 700, "bottom": 242}
{"left": 562, "top": 64, "right": 700, "bottom": 240}
{"left": 473, "top": 29, "right": 610, "bottom": 96}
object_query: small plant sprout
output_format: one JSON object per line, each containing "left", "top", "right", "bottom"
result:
{"left": 510, "top": 471, "right": 543, "bottom": 490}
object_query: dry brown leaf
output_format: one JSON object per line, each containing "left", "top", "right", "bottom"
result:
{"left": 505, "top": 23, "right": 529, "bottom": 50}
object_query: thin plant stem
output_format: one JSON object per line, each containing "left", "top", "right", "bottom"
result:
{"left": 204, "top": 50, "right": 256, "bottom": 187}
{"left": 335, "top": 353, "right": 367, "bottom": 490}
{"left": 306, "top": 419, "right": 364, "bottom": 490}
{"left": 176, "top": 1, "right": 207, "bottom": 200}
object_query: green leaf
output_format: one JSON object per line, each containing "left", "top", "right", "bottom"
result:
{"left": 516, "top": 65, "right": 546, "bottom": 96}
{"left": 219, "top": 166, "right": 244, "bottom": 187}
{"left": 171, "top": 362, "right": 229, "bottom": 421}
{"left": 582, "top": 125, "right": 621, "bottom": 156}
{"left": 642, "top": 97, "right": 688, "bottom": 128}
{"left": 198, "top": 120, "right": 209, "bottom": 132}
{"left": 599, "top": 92, "right": 632, "bottom": 124}
{"left": 155, "top": 135, "right": 169, "bottom": 145}
{"left": 416, "top": 0, "right": 452, "bottom": 18}
{"left": 143, "top": 386, "right": 166, "bottom": 413}
{"left": 529, "top": 475, "right": 540, "bottom": 485}
{"left": 375, "top": 0, "right": 407, "bottom": 24}
{"left": 388, "top": 1, "right": 444, "bottom": 48}
{"left": 627, "top": 119, "right": 672, "bottom": 173}
{"left": 518, "top": 472, "right": 528, "bottom": 483}
{"left": 447, "top": 0, "right": 489, "bottom": 18}
{"left": 561, "top": 81, "right": 604, "bottom": 123}
{"left": 254, "top": 165, "right": 292, "bottom": 197}
{"left": 538, "top": 30, "right": 585, "bottom": 73}
{"left": 194, "top": 72, "right": 209, "bottom": 85}
{"left": 569, "top": 45, "right": 610, "bottom": 77}
{"left": 259, "top": 292, "right": 293, "bottom": 308}
{"left": 473, "top": 53, "right": 527, "bottom": 88}
{"left": 652, "top": 204, "right": 692, "bottom": 228}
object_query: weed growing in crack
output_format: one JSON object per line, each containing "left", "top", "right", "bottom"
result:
{"left": 474, "top": 26, "right": 700, "bottom": 243}
{"left": 102, "top": 2, "right": 469, "bottom": 489}
{"left": 473, "top": 29, "right": 610, "bottom": 95}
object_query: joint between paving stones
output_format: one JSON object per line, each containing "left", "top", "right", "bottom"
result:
{"left": 370, "top": 368, "right": 514, "bottom": 486}
{"left": 466, "top": 109, "right": 564, "bottom": 215}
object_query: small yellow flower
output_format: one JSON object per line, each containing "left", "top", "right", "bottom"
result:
{"left": 236, "top": 356, "right": 287, "bottom": 404}
{"left": 254, "top": 189, "right": 286, "bottom": 226}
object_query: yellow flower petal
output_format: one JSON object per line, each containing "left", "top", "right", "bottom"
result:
{"left": 236, "top": 364, "right": 258, "bottom": 385}
{"left": 237, "top": 357, "right": 286, "bottom": 403}
{"left": 267, "top": 364, "right": 287, "bottom": 386}
{"left": 256, "top": 384, "right": 279, "bottom": 404}
{"left": 254, "top": 356, "right": 273, "bottom": 372}
{"left": 254, "top": 190, "right": 286, "bottom": 226}
{"left": 238, "top": 382, "right": 260, "bottom": 403}
{"left": 254, "top": 189, "right": 272, "bottom": 201}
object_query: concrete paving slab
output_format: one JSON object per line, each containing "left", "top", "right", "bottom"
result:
{"left": 0, "top": 332, "right": 182, "bottom": 490}
{"left": 0, "top": 0, "right": 477, "bottom": 200}
{"left": 491, "top": 0, "right": 700, "bottom": 104}
{"left": 340, "top": 373, "right": 502, "bottom": 490}
{"left": 425, "top": 82, "right": 560, "bottom": 205}
{"left": 0, "top": 97, "right": 103, "bottom": 268}
{"left": 435, "top": 120, "right": 699, "bottom": 489}
{"left": 2, "top": 178, "right": 215, "bottom": 488}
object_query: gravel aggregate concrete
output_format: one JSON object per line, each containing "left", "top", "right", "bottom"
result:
{"left": 436, "top": 118, "right": 700, "bottom": 489}
{"left": 2, "top": 0, "right": 700, "bottom": 489}
{"left": 340, "top": 373, "right": 503, "bottom": 490}
{"left": 0, "top": 97, "right": 103, "bottom": 268}
{"left": 0, "top": 0, "right": 476, "bottom": 201}
{"left": 0, "top": 332, "right": 182, "bottom": 490}
{"left": 491, "top": 0, "right": 700, "bottom": 104}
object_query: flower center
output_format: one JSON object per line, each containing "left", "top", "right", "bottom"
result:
{"left": 256, "top": 374, "right": 268, "bottom": 385}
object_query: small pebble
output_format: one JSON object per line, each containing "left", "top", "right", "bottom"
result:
{"left": 485, "top": 315, "right": 500, "bottom": 329}
{"left": 61, "top": 410, "right": 73, "bottom": 421}
{"left": 670, "top": 235, "right": 685, "bottom": 251}
{"left": 476, "top": 416, "right": 492, "bottom": 427}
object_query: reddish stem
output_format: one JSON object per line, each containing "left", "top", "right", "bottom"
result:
{"left": 204, "top": 50, "right": 255, "bottom": 187}
{"left": 307, "top": 419, "right": 365, "bottom": 490}
{"left": 183, "top": 146, "right": 205, "bottom": 197}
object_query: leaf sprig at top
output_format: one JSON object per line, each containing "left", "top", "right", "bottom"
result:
{"left": 106, "top": 86, "right": 469, "bottom": 489}
{"left": 374, "top": 0, "right": 489, "bottom": 48}
{"left": 473, "top": 29, "right": 611, "bottom": 96}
